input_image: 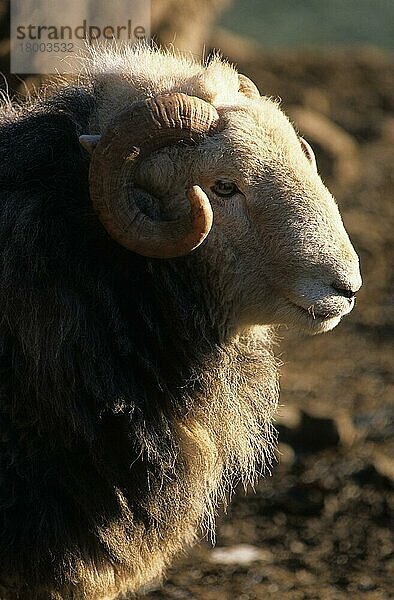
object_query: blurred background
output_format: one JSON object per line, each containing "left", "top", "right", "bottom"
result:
{"left": 1, "top": 1, "right": 393, "bottom": 598}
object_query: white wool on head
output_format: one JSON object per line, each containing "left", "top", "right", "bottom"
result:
{"left": 81, "top": 43, "right": 246, "bottom": 130}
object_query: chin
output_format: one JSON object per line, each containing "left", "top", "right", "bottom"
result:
{"left": 296, "top": 315, "right": 341, "bottom": 335}
{"left": 272, "top": 302, "right": 343, "bottom": 336}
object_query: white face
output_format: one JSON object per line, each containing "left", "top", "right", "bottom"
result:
{"left": 194, "top": 100, "right": 362, "bottom": 335}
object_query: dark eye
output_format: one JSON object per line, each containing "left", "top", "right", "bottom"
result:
{"left": 211, "top": 180, "right": 239, "bottom": 197}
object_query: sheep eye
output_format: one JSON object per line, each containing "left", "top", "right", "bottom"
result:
{"left": 211, "top": 180, "right": 239, "bottom": 197}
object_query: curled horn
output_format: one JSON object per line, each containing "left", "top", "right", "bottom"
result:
{"left": 238, "top": 74, "right": 260, "bottom": 99}
{"left": 87, "top": 93, "right": 220, "bottom": 258}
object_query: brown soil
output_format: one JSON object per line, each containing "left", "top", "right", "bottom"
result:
{"left": 137, "top": 47, "right": 394, "bottom": 600}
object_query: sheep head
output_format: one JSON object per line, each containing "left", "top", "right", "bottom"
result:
{"left": 81, "top": 76, "right": 361, "bottom": 335}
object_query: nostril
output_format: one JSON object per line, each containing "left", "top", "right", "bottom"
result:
{"left": 332, "top": 284, "right": 356, "bottom": 299}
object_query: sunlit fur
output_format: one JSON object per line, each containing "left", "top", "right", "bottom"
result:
{"left": 78, "top": 45, "right": 360, "bottom": 337}
{"left": 0, "top": 46, "right": 360, "bottom": 599}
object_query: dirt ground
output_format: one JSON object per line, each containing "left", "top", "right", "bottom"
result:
{"left": 136, "top": 47, "right": 393, "bottom": 600}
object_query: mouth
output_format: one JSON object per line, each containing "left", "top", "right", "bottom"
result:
{"left": 290, "top": 296, "right": 355, "bottom": 319}
{"left": 285, "top": 300, "right": 342, "bottom": 334}
{"left": 269, "top": 281, "right": 357, "bottom": 335}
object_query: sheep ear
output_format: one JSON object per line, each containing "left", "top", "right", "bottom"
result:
{"left": 79, "top": 134, "right": 101, "bottom": 155}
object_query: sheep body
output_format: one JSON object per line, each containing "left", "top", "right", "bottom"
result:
{"left": 0, "top": 46, "right": 360, "bottom": 599}
{"left": 0, "top": 49, "right": 278, "bottom": 600}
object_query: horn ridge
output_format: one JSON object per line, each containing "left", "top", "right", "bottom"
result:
{"left": 88, "top": 93, "right": 219, "bottom": 258}
{"left": 238, "top": 74, "right": 260, "bottom": 99}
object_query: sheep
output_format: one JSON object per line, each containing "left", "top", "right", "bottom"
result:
{"left": 0, "top": 46, "right": 362, "bottom": 600}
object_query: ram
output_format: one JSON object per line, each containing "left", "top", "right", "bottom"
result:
{"left": 0, "top": 47, "right": 361, "bottom": 600}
